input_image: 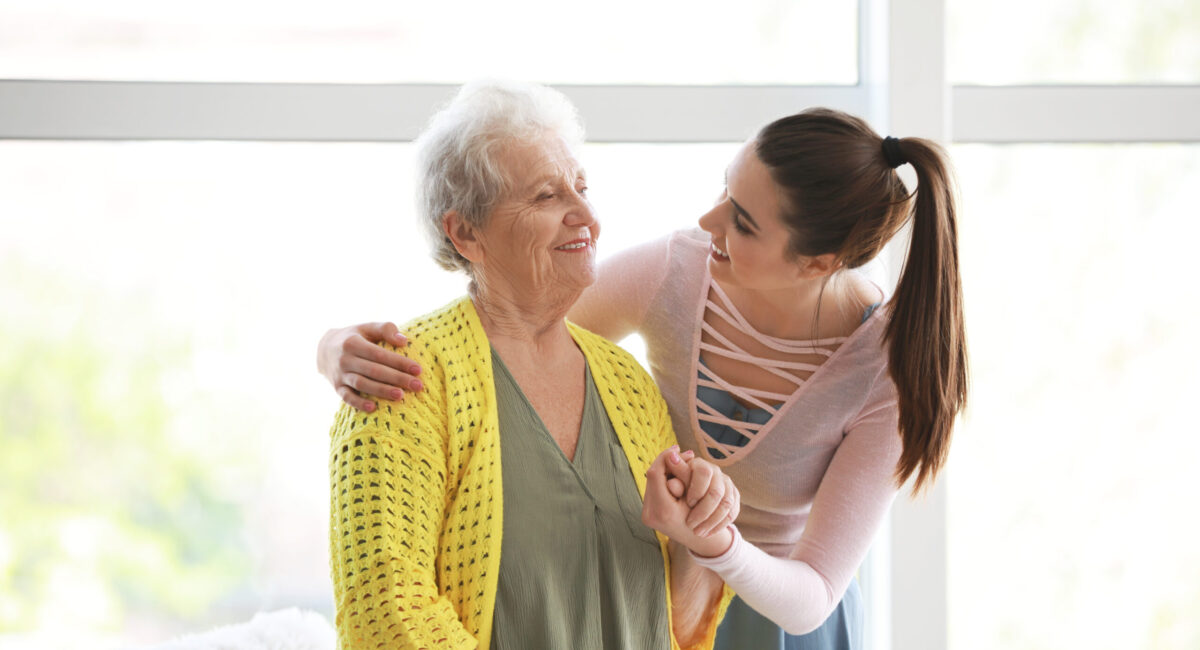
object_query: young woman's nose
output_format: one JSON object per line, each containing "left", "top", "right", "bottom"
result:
{"left": 697, "top": 199, "right": 726, "bottom": 235}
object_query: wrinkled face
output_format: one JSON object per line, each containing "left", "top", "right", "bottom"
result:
{"left": 475, "top": 134, "right": 599, "bottom": 298}
{"left": 698, "top": 139, "right": 807, "bottom": 290}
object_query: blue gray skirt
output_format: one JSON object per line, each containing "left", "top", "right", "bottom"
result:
{"left": 713, "top": 579, "right": 862, "bottom": 650}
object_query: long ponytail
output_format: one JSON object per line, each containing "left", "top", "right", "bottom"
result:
{"left": 756, "top": 110, "right": 967, "bottom": 494}
{"left": 884, "top": 138, "right": 967, "bottom": 493}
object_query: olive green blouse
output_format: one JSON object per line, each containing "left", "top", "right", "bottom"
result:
{"left": 490, "top": 349, "right": 670, "bottom": 650}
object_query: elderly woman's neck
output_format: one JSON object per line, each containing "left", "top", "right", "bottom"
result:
{"left": 469, "top": 279, "right": 580, "bottom": 352}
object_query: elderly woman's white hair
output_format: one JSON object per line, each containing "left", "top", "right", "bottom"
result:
{"left": 415, "top": 80, "right": 586, "bottom": 273}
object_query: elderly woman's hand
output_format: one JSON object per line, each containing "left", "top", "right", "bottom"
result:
{"left": 642, "top": 446, "right": 739, "bottom": 558}
{"left": 317, "top": 322, "right": 425, "bottom": 412}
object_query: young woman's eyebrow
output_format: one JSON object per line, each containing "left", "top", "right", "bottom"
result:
{"left": 724, "top": 169, "right": 760, "bottom": 229}
{"left": 729, "top": 197, "right": 760, "bottom": 229}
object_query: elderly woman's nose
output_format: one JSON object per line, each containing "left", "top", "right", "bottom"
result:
{"left": 563, "top": 191, "right": 597, "bottom": 226}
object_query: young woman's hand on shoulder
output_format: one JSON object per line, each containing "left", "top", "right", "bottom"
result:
{"left": 317, "top": 322, "right": 424, "bottom": 411}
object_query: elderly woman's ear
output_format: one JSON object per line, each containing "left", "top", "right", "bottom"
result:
{"left": 442, "top": 211, "right": 484, "bottom": 265}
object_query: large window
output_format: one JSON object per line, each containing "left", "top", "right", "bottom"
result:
{"left": 3, "top": 1, "right": 1198, "bottom": 649}
{"left": 942, "top": 1, "right": 1200, "bottom": 648}
{"left": 949, "top": 144, "right": 1200, "bottom": 649}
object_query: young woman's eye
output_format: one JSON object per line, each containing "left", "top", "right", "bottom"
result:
{"left": 732, "top": 211, "right": 752, "bottom": 235}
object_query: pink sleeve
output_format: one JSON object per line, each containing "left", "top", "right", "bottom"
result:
{"left": 691, "top": 374, "right": 902, "bottom": 635}
{"left": 567, "top": 234, "right": 673, "bottom": 341}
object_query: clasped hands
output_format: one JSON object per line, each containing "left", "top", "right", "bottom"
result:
{"left": 642, "top": 445, "right": 740, "bottom": 558}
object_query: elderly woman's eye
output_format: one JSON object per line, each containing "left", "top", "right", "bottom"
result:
{"left": 537, "top": 192, "right": 555, "bottom": 201}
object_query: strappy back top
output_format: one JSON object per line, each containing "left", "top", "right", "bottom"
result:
{"left": 695, "top": 280, "right": 880, "bottom": 461}
{"left": 626, "top": 229, "right": 900, "bottom": 559}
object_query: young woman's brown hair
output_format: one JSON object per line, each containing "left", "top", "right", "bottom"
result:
{"left": 756, "top": 108, "right": 967, "bottom": 493}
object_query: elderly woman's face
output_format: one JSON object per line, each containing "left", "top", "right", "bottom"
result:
{"left": 475, "top": 134, "right": 599, "bottom": 297}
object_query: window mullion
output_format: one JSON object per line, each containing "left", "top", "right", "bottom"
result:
{"left": 951, "top": 85, "right": 1200, "bottom": 143}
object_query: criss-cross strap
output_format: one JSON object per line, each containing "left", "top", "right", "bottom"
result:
{"left": 700, "top": 324, "right": 824, "bottom": 380}
{"left": 708, "top": 282, "right": 849, "bottom": 352}
{"left": 696, "top": 360, "right": 784, "bottom": 412}
{"left": 693, "top": 283, "right": 846, "bottom": 462}
{"left": 695, "top": 398, "right": 761, "bottom": 450}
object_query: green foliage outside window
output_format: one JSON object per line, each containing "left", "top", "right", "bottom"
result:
{"left": 0, "top": 257, "right": 253, "bottom": 637}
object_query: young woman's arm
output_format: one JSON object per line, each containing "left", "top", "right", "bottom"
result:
{"left": 317, "top": 323, "right": 420, "bottom": 411}
{"left": 688, "top": 389, "right": 903, "bottom": 635}
{"left": 317, "top": 235, "right": 674, "bottom": 409}
{"left": 566, "top": 234, "right": 672, "bottom": 341}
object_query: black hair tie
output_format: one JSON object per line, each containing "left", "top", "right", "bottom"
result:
{"left": 881, "top": 136, "right": 905, "bottom": 169}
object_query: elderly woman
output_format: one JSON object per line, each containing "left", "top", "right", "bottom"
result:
{"left": 328, "top": 81, "right": 736, "bottom": 650}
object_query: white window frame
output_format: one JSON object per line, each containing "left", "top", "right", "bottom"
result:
{"left": 2, "top": 1, "right": 1197, "bottom": 648}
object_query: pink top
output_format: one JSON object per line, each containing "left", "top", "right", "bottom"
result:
{"left": 572, "top": 229, "right": 902, "bottom": 634}
{"left": 695, "top": 278, "right": 854, "bottom": 462}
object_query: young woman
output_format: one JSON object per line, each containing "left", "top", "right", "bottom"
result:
{"left": 317, "top": 107, "right": 967, "bottom": 650}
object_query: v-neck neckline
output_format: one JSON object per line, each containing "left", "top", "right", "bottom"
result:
{"left": 491, "top": 346, "right": 595, "bottom": 468}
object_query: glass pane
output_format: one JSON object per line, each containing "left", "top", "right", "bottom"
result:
{"left": 0, "top": 0, "right": 857, "bottom": 84}
{"left": 949, "top": 144, "right": 1200, "bottom": 650}
{"left": 0, "top": 139, "right": 737, "bottom": 647}
{"left": 949, "top": 0, "right": 1200, "bottom": 84}
{"left": 587, "top": 143, "right": 739, "bottom": 257}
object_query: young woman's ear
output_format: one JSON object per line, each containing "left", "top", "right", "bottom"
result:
{"left": 443, "top": 211, "right": 484, "bottom": 264}
{"left": 799, "top": 252, "right": 842, "bottom": 279}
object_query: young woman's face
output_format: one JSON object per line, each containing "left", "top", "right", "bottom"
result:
{"left": 698, "top": 139, "right": 808, "bottom": 291}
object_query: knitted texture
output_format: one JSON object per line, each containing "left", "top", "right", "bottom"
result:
{"left": 329, "top": 296, "right": 728, "bottom": 650}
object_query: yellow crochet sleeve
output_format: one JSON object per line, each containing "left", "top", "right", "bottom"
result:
{"left": 328, "top": 337, "right": 478, "bottom": 650}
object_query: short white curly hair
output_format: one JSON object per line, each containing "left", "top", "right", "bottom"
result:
{"left": 415, "top": 80, "right": 586, "bottom": 273}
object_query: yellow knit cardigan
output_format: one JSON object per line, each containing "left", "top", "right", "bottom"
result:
{"left": 329, "top": 296, "right": 729, "bottom": 650}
